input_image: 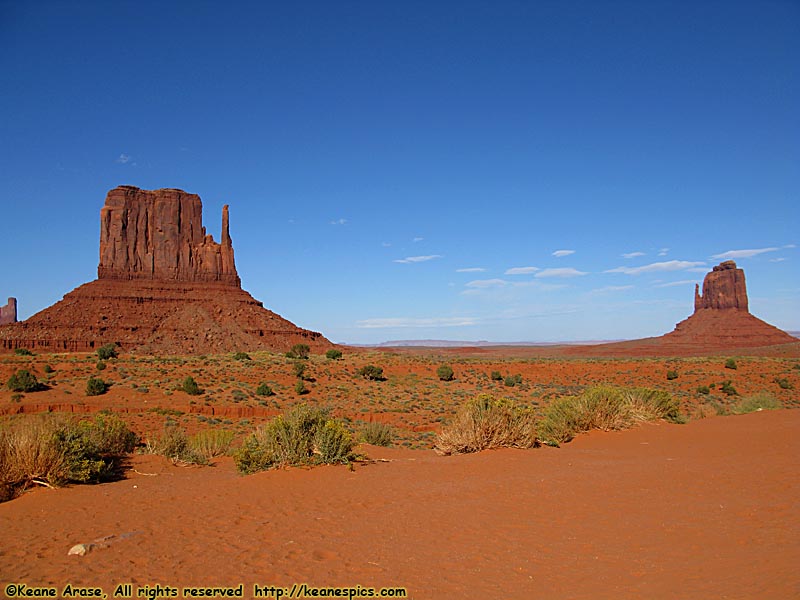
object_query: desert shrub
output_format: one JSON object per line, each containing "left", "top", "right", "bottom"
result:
{"left": 357, "top": 365, "right": 384, "bottom": 381}
{"left": 86, "top": 377, "right": 108, "bottom": 396}
{"left": 231, "top": 389, "right": 248, "bottom": 402}
{"left": 294, "top": 380, "right": 308, "bottom": 395}
{"left": 292, "top": 362, "right": 306, "bottom": 379}
{"left": 326, "top": 349, "right": 343, "bottom": 360}
{"left": 43, "top": 364, "right": 54, "bottom": 374}
{"left": 234, "top": 404, "right": 356, "bottom": 473}
{"left": 724, "top": 358, "right": 738, "bottom": 370}
{"left": 233, "top": 351, "right": 251, "bottom": 361}
{"left": 10, "top": 393, "right": 22, "bottom": 402}
{"left": 14, "top": 348, "right": 33, "bottom": 356}
{"left": 181, "top": 376, "right": 202, "bottom": 396}
{"left": 0, "top": 413, "right": 136, "bottom": 500}
{"left": 774, "top": 377, "right": 793, "bottom": 390}
{"left": 285, "top": 344, "right": 310, "bottom": 360}
{"left": 96, "top": 360, "right": 107, "bottom": 371}
{"left": 733, "top": 393, "right": 782, "bottom": 414}
{"left": 538, "top": 386, "right": 683, "bottom": 446}
{"left": 7, "top": 370, "right": 41, "bottom": 393}
{"left": 437, "top": 364, "right": 455, "bottom": 381}
{"left": 720, "top": 380, "right": 738, "bottom": 396}
{"left": 189, "top": 429, "right": 234, "bottom": 460}
{"left": 434, "top": 395, "right": 538, "bottom": 455}
{"left": 490, "top": 371, "right": 503, "bottom": 381}
{"left": 666, "top": 370, "right": 679, "bottom": 380}
{"left": 503, "top": 374, "right": 523, "bottom": 387}
{"left": 360, "top": 422, "right": 393, "bottom": 447}
{"left": 697, "top": 385, "right": 710, "bottom": 395}
{"left": 145, "top": 426, "right": 207, "bottom": 465}
{"left": 256, "top": 382, "right": 274, "bottom": 396}
{"left": 97, "top": 343, "right": 118, "bottom": 360}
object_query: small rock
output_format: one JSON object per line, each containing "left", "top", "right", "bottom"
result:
{"left": 68, "top": 543, "right": 93, "bottom": 556}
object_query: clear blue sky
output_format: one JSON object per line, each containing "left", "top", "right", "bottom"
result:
{"left": 1, "top": 1, "right": 798, "bottom": 344}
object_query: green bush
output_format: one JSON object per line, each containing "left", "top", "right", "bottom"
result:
{"left": 292, "top": 362, "right": 306, "bottom": 379}
{"left": 490, "top": 371, "right": 503, "bottom": 381}
{"left": 697, "top": 385, "right": 710, "bottom": 395}
{"left": 181, "top": 376, "right": 202, "bottom": 396}
{"left": 733, "top": 393, "right": 782, "bottom": 414}
{"left": 357, "top": 365, "right": 384, "bottom": 381}
{"left": 774, "top": 377, "right": 793, "bottom": 390}
{"left": 14, "top": 348, "right": 33, "bottom": 356}
{"left": 434, "top": 395, "right": 538, "bottom": 455}
{"left": 724, "top": 358, "right": 738, "bottom": 370}
{"left": 503, "top": 374, "right": 522, "bottom": 387}
{"left": 233, "top": 352, "right": 251, "bottom": 361}
{"left": 7, "top": 370, "right": 41, "bottom": 393}
{"left": 538, "top": 386, "right": 684, "bottom": 446}
{"left": 720, "top": 380, "right": 738, "bottom": 396}
{"left": 97, "top": 344, "right": 118, "bottom": 360}
{"left": 189, "top": 429, "right": 234, "bottom": 461}
{"left": 360, "top": 422, "right": 393, "bottom": 447}
{"left": 666, "top": 370, "right": 679, "bottom": 380}
{"left": 86, "top": 377, "right": 108, "bottom": 396}
{"left": 256, "top": 383, "right": 274, "bottom": 397}
{"left": 234, "top": 404, "right": 356, "bottom": 473}
{"left": 96, "top": 360, "right": 107, "bottom": 371}
{"left": 437, "top": 365, "right": 455, "bottom": 381}
{"left": 294, "top": 380, "right": 308, "bottom": 395}
{"left": 145, "top": 426, "right": 206, "bottom": 465}
{"left": 325, "top": 349, "right": 343, "bottom": 360}
{"left": 285, "top": 344, "right": 310, "bottom": 359}
{"left": 43, "top": 364, "right": 54, "bottom": 374}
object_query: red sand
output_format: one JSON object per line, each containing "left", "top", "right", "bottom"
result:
{"left": 1, "top": 410, "right": 798, "bottom": 599}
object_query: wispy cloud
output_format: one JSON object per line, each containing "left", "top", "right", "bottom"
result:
{"left": 536, "top": 267, "right": 587, "bottom": 278}
{"left": 770, "top": 257, "right": 787, "bottom": 263}
{"left": 466, "top": 278, "right": 508, "bottom": 288}
{"left": 622, "top": 251, "right": 645, "bottom": 259}
{"left": 456, "top": 267, "right": 486, "bottom": 273}
{"left": 712, "top": 247, "right": 779, "bottom": 260}
{"left": 784, "top": 244, "right": 796, "bottom": 249}
{"left": 357, "top": 316, "right": 476, "bottom": 329}
{"left": 590, "top": 285, "right": 634, "bottom": 294}
{"left": 394, "top": 255, "right": 442, "bottom": 264}
{"left": 605, "top": 260, "right": 705, "bottom": 275}
{"left": 413, "top": 237, "right": 424, "bottom": 243}
{"left": 653, "top": 279, "right": 697, "bottom": 288}
{"left": 330, "top": 218, "right": 347, "bottom": 226}
{"left": 505, "top": 266, "right": 540, "bottom": 275}
{"left": 381, "top": 242, "right": 392, "bottom": 247}
{"left": 116, "top": 153, "right": 132, "bottom": 164}
{"left": 658, "top": 248, "right": 670, "bottom": 256}
{"left": 552, "top": 250, "right": 575, "bottom": 258}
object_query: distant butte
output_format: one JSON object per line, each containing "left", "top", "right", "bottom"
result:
{"left": 567, "top": 260, "right": 796, "bottom": 356}
{"left": 0, "top": 186, "right": 332, "bottom": 354}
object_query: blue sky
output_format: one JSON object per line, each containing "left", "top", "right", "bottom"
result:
{"left": 1, "top": 0, "right": 798, "bottom": 344}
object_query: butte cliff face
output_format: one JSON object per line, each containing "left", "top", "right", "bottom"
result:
{"left": 694, "top": 260, "right": 748, "bottom": 312}
{"left": 98, "top": 186, "right": 240, "bottom": 286}
{"left": 0, "top": 186, "right": 332, "bottom": 354}
{"left": 0, "top": 298, "right": 16, "bottom": 325}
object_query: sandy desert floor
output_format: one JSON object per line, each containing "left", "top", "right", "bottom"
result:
{"left": 0, "top": 409, "right": 797, "bottom": 599}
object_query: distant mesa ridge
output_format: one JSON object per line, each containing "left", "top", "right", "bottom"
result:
{"left": 0, "top": 186, "right": 332, "bottom": 354}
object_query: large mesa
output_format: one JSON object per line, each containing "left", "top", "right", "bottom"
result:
{"left": 0, "top": 186, "right": 332, "bottom": 355}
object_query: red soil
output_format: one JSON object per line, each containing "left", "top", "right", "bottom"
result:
{"left": 1, "top": 410, "right": 797, "bottom": 599}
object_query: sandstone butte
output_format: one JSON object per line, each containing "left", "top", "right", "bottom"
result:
{"left": 567, "top": 260, "right": 797, "bottom": 356}
{"left": 0, "top": 298, "right": 16, "bottom": 326}
{"left": 0, "top": 186, "right": 332, "bottom": 355}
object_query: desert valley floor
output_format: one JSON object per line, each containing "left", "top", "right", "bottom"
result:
{"left": 1, "top": 344, "right": 799, "bottom": 599}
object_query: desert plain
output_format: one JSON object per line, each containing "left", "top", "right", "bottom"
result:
{"left": 1, "top": 342, "right": 799, "bottom": 599}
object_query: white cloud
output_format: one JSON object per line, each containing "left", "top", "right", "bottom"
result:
{"left": 505, "top": 266, "right": 540, "bottom": 275}
{"left": 622, "top": 252, "right": 645, "bottom": 259}
{"left": 413, "top": 237, "right": 424, "bottom": 243}
{"left": 784, "top": 244, "right": 796, "bottom": 249}
{"left": 116, "top": 154, "right": 132, "bottom": 164}
{"left": 394, "top": 255, "right": 442, "bottom": 264}
{"left": 590, "top": 285, "right": 634, "bottom": 294}
{"left": 658, "top": 248, "right": 670, "bottom": 256}
{"left": 712, "top": 247, "right": 779, "bottom": 260}
{"left": 357, "top": 317, "right": 476, "bottom": 329}
{"left": 605, "top": 260, "right": 705, "bottom": 276}
{"left": 653, "top": 279, "right": 698, "bottom": 288}
{"left": 770, "top": 257, "right": 787, "bottom": 263}
{"left": 330, "top": 218, "right": 347, "bottom": 226}
{"left": 552, "top": 250, "right": 575, "bottom": 258}
{"left": 381, "top": 242, "right": 391, "bottom": 247}
{"left": 466, "top": 278, "right": 508, "bottom": 288}
{"left": 535, "top": 268, "right": 588, "bottom": 278}
{"left": 456, "top": 267, "right": 486, "bottom": 273}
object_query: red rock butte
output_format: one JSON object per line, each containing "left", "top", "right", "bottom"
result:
{"left": 567, "top": 260, "right": 796, "bottom": 356}
{"left": 0, "top": 186, "right": 332, "bottom": 354}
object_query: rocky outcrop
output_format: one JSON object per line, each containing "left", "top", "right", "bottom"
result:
{"left": 0, "top": 187, "right": 333, "bottom": 355}
{"left": 0, "top": 298, "right": 16, "bottom": 325}
{"left": 98, "top": 186, "right": 240, "bottom": 286}
{"left": 694, "top": 260, "right": 748, "bottom": 312}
